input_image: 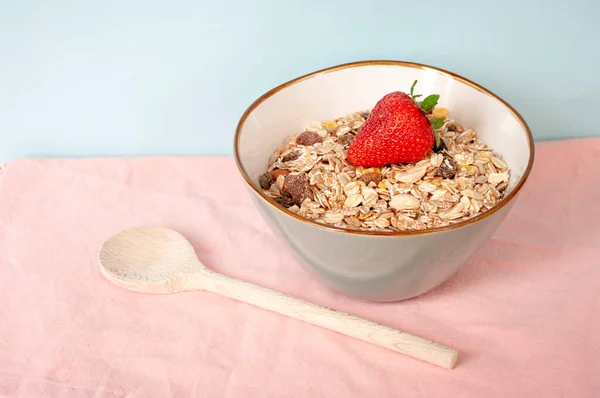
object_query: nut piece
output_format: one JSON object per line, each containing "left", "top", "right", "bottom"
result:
{"left": 358, "top": 172, "right": 382, "bottom": 186}
{"left": 296, "top": 131, "right": 323, "bottom": 146}
{"left": 259, "top": 172, "right": 274, "bottom": 189}
{"left": 389, "top": 194, "right": 421, "bottom": 210}
{"left": 282, "top": 173, "right": 312, "bottom": 206}
{"left": 270, "top": 169, "right": 290, "bottom": 180}
{"left": 435, "top": 156, "right": 457, "bottom": 179}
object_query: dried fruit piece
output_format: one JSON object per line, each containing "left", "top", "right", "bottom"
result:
{"left": 432, "top": 107, "right": 449, "bottom": 119}
{"left": 282, "top": 173, "right": 312, "bottom": 205}
{"left": 324, "top": 120, "right": 338, "bottom": 131}
{"left": 446, "top": 121, "right": 465, "bottom": 133}
{"left": 296, "top": 131, "right": 323, "bottom": 146}
{"left": 281, "top": 152, "right": 300, "bottom": 162}
{"left": 358, "top": 172, "right": 382, "bottom": 186}
{"left": 336, "top": 133, "right": 355, "bottom": 147}
{"left": 435, "top": 156, "right": 457, "bottom": 179}
{"left": 259, "top": 172, "right": 274, "bottom": 189}
{"left": 274, "top": 195, "right": 295, "bottom": 208}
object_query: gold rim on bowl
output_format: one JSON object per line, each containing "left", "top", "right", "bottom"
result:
{"left": 233, "top": 60, "right": 535, "bottom": 236}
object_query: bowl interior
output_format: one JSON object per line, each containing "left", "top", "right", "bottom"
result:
{"left": 236, "top": 62, "right": 532, "bottom": 211}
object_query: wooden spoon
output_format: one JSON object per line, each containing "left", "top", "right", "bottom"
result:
{"left": 98, "top": 225, "right": 458, "bottom": 369}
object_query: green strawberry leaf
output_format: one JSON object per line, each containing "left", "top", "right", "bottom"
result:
{"left": 430, "top": 117, "right": 445, "bottom": 130}
{"left": 421, "top": 95, "right": 440, "bottom": 112}
{"left": 429, "top": 117, "right": 444, "bottom": 150}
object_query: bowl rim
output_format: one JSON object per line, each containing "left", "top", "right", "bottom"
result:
{"left": 233, "top": 60, "right": 535, "bottom": 237}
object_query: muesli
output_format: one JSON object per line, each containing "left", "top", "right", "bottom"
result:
{"left": 258, "top": 82, "right": 509, "bottom": 232}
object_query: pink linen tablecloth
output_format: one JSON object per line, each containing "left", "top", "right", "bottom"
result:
{"left": 1, "top": 138, "right": 599, "bottom": 397}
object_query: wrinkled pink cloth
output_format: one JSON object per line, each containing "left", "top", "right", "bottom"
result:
{"left": 1, "top": 138, "right": 599, "bottom": 398}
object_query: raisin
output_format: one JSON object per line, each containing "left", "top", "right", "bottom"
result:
{"left": 281, "top": 151, "right": 300, "bottom": 162}
{"left": 259, "top": 172, "right": 274, "bottom": 189}
{"left": 360, "top": 111, "right": 370, "bottom": 119}
{"left": 358, "top": 172, "right": 382, "bottom": 186}
{"left": 282, "top": 173, "right": 311, "bottom": 206}
{"left": 435, "top": 156, "right": 457, "bottom": 179}
{"left": 336, "top": 134, "right": 355, "bottom": 147}
{"left": 446, "top": 121, "right": 464, "bottom": 133}
{"left": 274, "top": 195, "right": 295, "bottom": 208}
{"left": 296, "top": 131, "right": 323, "bottom": 146}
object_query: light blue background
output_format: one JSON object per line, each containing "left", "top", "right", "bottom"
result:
{"left": 1, "top": 0, "right": 598, "bottom": 162}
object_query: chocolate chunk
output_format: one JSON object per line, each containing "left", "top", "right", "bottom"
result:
{"left": 274, "top": 195, "right": 296, "bottom": 208}
{"left": 296, "top": 131, "right": 323, "bottom": 146}
{"left": 282, "top": 173, "right": 311, "bottom": 206}
{"left": 358, "top": 172, "right": 382, "bottom": 186}
{"left": 259, "top": 172, "right": 274, "bottom": 190}
{"left": 336, "top": 133, "right": 355, "bottom": 147}
{"left": 281, "top": 151, "right": 300, "bottom": 162}
{"left": 435, "top": 156, "right": 457, "bottom": 179}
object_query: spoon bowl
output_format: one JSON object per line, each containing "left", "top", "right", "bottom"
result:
{"left": 98, "top": 225, "right": 459, "bottom": 369}
{"left": 99, "top": 226, "right": 206, "bottom": 294}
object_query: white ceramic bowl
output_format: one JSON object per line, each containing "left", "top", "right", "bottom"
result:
{"left": 234, "top": 61, "right": 534, "bottom": 301}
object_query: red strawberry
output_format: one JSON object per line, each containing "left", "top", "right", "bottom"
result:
{"left": 347, "top": 82, "right": 443, "bottom": 167}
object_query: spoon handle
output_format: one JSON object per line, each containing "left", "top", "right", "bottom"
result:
{"left": 195, "top": 269, "right": 458, "bottom": 369}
